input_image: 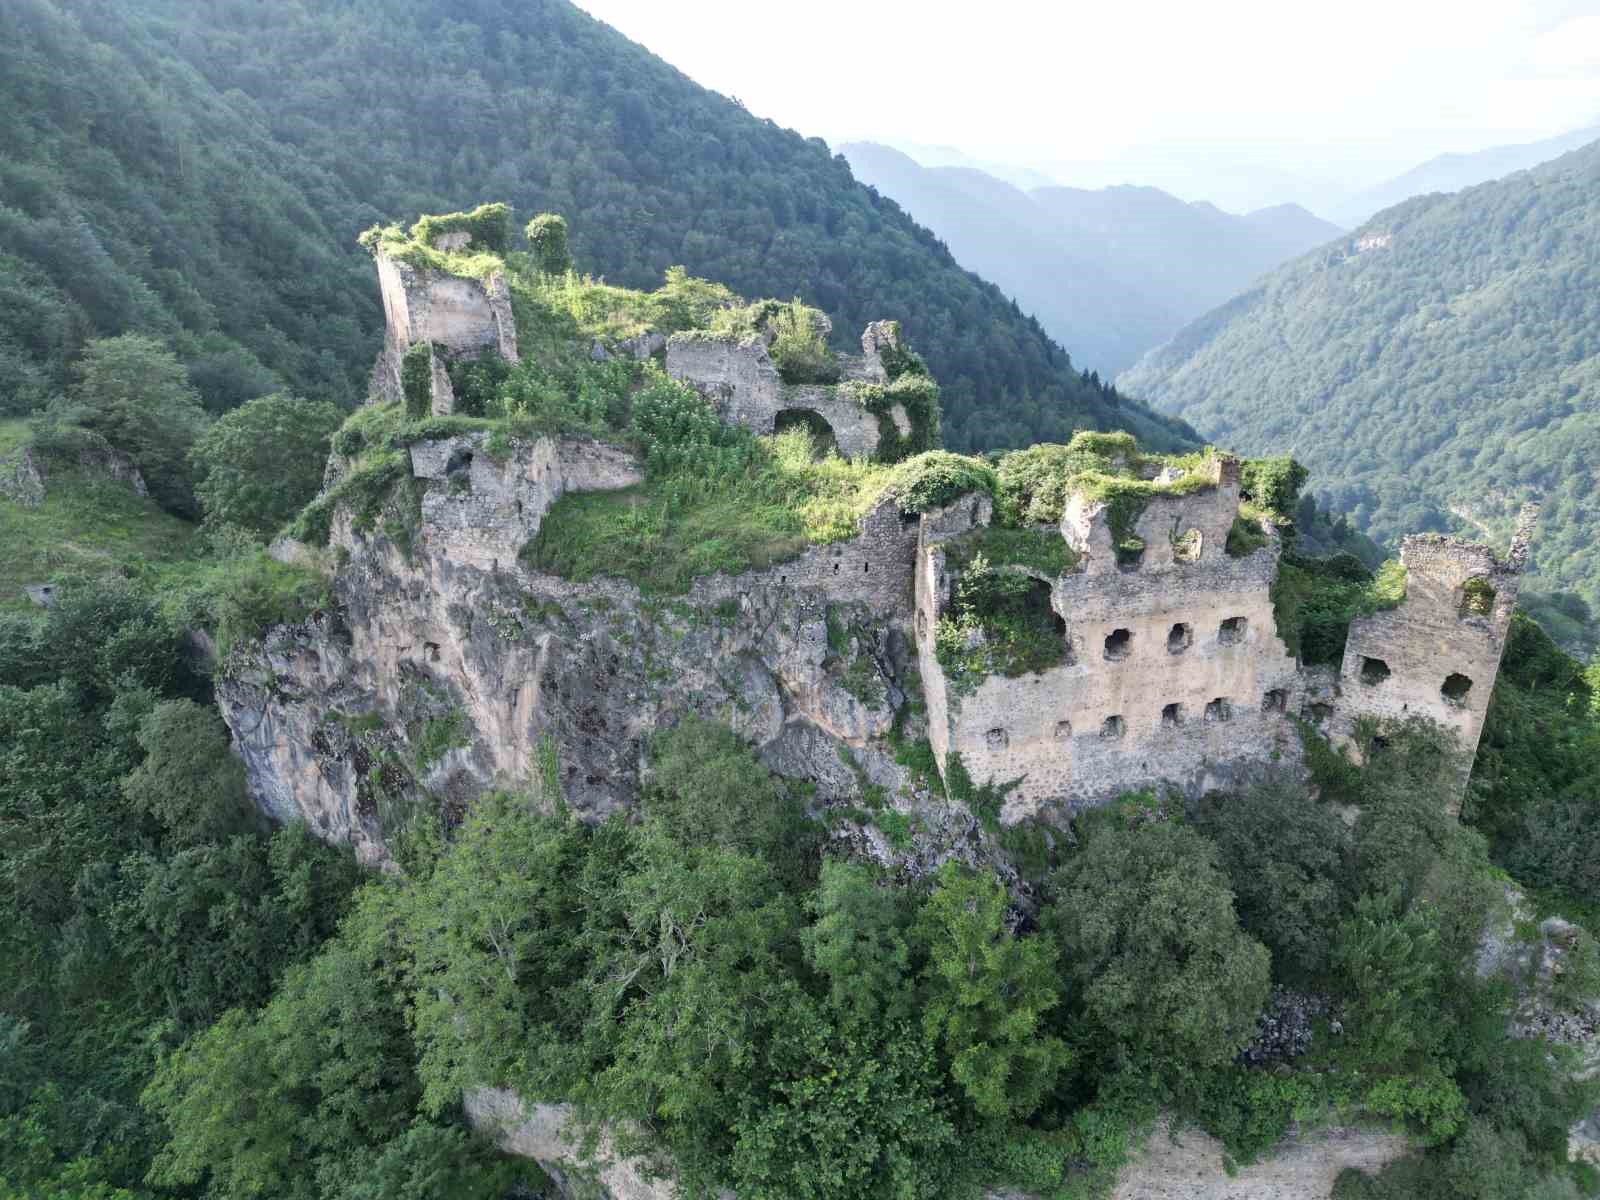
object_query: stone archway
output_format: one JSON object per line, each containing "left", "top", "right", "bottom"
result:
{"left": 773, "top": 408, "right": 838, "bottom": 458}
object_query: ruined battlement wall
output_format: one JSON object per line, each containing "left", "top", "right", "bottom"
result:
{"left": 664, "top": 327, "right": 906, "bottom": 460}
{"left": 918, "top": 471, "right": 1305, "bottom": 819}
{"left": 371, "top": 250, "right": 519, "bottom": 408}
{"left": 1335, "top": 512, "right": 1536, "bottom": 791}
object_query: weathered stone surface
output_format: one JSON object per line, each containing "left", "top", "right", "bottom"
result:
{"left": 1335, "top": 508, "right": 1535, "bottom": 810}
{"left": 920, "top": 459, "right": 1305, "bottom": 819}
{"left": 665, "top": 331, "right": 885, "bottom": 459}
{"left": 1, "top": 447, "right": 46, "bottom": 506}
{"left": 371, "top": 249, "right": 518, "bottom": 407}
{"left": 464, "top": 1089, "right": 688, "bottom": 1200}
{"left": 1110, "top": 1119, "right": 1410, "bottom": 1200}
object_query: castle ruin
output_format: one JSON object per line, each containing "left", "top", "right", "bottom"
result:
{"left": 912, "top": 458, "right": 1536, "bottom": 817}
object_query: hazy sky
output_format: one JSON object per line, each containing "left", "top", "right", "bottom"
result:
{"left": 572, "top": 0, "right": 1600, "bottom": 202}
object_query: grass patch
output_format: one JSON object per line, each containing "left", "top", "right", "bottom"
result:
{"left": 525, "top": 428, "right": 889, "bottom": 593}
{"left": 0, "top": 460, "right": 197, "bottom": 612}
{"left": 945, "top": 524, "right": 1077, "bottom": 578}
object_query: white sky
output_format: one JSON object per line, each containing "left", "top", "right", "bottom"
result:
{"left": 572, "top": 0, "right": 1600, "bottom": 202}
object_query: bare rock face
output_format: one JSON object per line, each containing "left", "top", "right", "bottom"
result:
{"left": 0, "top": 446, "right": 46, "bottom": 506}
{"left": 0, "top": 441, "right": 147, "bottom": 507}
{"left": 1110, "top": 1119, "right": 1410, "bottom": 1200}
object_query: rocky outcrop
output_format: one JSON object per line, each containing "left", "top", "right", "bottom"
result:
{"left": 1109, "top": 1120, "right": 1409, "bottom": 1200}
{"left": 0, "top": 441, "right": 148, "bottom": 507}
{"left": 217, "top": 431, "right": 947, "bottom": 867}
{"left": 464, "top": 1089, "right": 1412, "bottom": 1200}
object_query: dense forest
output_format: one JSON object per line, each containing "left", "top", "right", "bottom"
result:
{"left": 0, "top": 0, "right": 1197, "bottom": 453}
{"left": 1120, "top": 138, "right": 1600, "bottom": 632}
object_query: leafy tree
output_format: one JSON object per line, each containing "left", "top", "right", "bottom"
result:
{"left": 1192, "top": 777, "right": 1352, "bottom": 979}
{"left": 119, "top": 700, "right": 257, "bottom": 845}
{"left": 190, "top": 393, "right": 343, "bottom": 535}
{"left": 524, "top": 213, "right": 571, "bottom": 275}
{"left": 1048, "top": 821, "right": 1270, "bottom": 1083}
{"left": 915, "top": 863, "right": 1070, "bottom": 1121}
{"left": 801, "top": 859, "right": 915, "bottom": 1027}
{"left": 55, "top": 335, "right": 210, "bottom": 516}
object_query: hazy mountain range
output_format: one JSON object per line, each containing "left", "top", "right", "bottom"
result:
{"left": 840, "top": 142, "right": 1343, "bottom": 376}
{"left": 1119, "top": 138, "right": 1600, "bottom": 622}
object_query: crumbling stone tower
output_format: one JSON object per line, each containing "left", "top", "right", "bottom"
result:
{"left": 1335, "top": 502, "right": 1539, "bottom": 805}
{"left": 370, "top": 237, "right": 519, "bottom": 414}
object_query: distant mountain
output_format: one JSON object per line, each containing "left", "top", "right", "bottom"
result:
{"left": 841, "top": 142, "right": 1343, "bottom": 376}
{"left": 0, "top": 1, "right": 1198, "bottom": 456}
{"left": 1332, "top": 125, "right": 1600, "bottom": 226}
{"left": 1119, "top": 140, "right": 1600, "bottom": 609}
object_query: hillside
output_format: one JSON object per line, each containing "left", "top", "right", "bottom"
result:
{"left": 842, "top": 142, "right": 1341, "bottom": 375}
{"left": 0, "top": 0, "right": 1196, "bottom": 455}
{"left": 1119, "top": 139, "right": 1600, "bottom": 611}
{"left": 1332, "top": 124, "right": 1600, "bottom": 227}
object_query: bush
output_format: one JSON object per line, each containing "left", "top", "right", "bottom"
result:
{"left": 408, "top": 202, "right": 514, "bottom": 255}
{"left": 879, "top": 451, "right": 995, "bottom": 515}
{"left": 190, "top": 393, "right": 342, "bottom": 536}
{"left": 121, "top": 700, "right": 256, "bottom": 844}
{"left": 766, "top": 300, "right": 838, "bottom": 385}
{"left": 524, "top": 212, "right": 571, "bottom": 274}
{"left": 400, "top": 342, "right": 433, "bottom": 419}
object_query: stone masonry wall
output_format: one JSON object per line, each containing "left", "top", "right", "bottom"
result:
{"left": 665, "top": 332, "right": 898, "bottom": 460}
{"left": 371, "top": 250, "right": 519, "bottom": 408}
{"left": 918, "top": 460, "right": 1305, "bottom": 820}
{"left": 1333, "top": 504, "right": 1536, "bottom": 803}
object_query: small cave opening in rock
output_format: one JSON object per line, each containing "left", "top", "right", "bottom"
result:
{"left": 1218, "top": 616, "right": 1247, "bottom": 645}
{"left": 1161, "top": 702, "right": 1185, "bottom": 728}
{"left": 1441, "top": 672, "right": 1473, "bottom": 705}
{"left": 1205, "top": 697, "right": 1232, "bottom": 723}
{"left": 1054, "top": 719, "right": 1073, "bottom": 739}
{"left": 985, "top": 727, "right": 1009, "bottom": 750}
{"left": 1360, "top": 656, "right": 1391, "bottom": 686}
{"left": 773, "top": 409, "right": 837, "bottom": 459}
{"left": 1167, "top": 622, "right": 1192, "bottom": 654}
{"left": 446, "top": 446, "right": 474, "bottom": 478}
{"left": 1104, "top": 628, "right": 1133, "bottom": 661}
{"left": 1171, "top": 528, "right": 1202, "bottom": 563}
{"left": 1100, "top": 715, "right": 1125, "bottom": 740}
{"left": 1262, "top": 688, "right": 1288, "bottom": 713}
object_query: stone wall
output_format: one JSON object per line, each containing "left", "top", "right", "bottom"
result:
{"left": 664, "top": 329, "right": 902, "bottom": 460}
{"left": 371, "top": 250, "right": 518, "bottom": 409}
{"left": 919, "top": 460, "right": 1304, "bottom": 820}
{"left": 1334, "top": 504, "right": 1537, "bottom": 805}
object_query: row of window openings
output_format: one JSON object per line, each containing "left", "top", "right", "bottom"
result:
{"left": 1360, "top": 656, "right": 1474, "bottom": 705}
{"left": 1103, "top": 617, "right": 1246, "bottom": 661}
{"left": 982, "top": 690, "right": 1292, "bottom": 747}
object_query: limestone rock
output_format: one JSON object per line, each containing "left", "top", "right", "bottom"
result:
{"left": 0, "top": 447, "right": 46, "bottom": 506}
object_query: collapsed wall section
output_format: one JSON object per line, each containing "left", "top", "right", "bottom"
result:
{"left": 665, "top": 324, "right": 907, "bottom": 460}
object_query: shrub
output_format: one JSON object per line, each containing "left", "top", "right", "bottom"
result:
{"left": 408, "top": 202, "right": 514, "bottom": 255}
{"left": 879, "top": 451, "right": 995, "bottom": 515}
{"left": 1240, "top": 456, "right": 1308, "bottom": 520}
{"left": 401, "top": 342, "right": 433, "bottom": 419}
{"left": 766, "top": 300, "right": 839, "bottom": 384}
{"left": 524, "top": 212, "right": 571, "bottom": 274}
{"left": 190, "top": 393, "right": 342, "bottom": 536}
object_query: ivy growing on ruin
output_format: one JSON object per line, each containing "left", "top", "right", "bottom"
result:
{"left": 400, "top": 341, "right": 434, "bottom": 419}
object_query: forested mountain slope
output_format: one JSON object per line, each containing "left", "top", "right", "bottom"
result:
{"left": 843, "top": 142, "right": 1341, "bottom": 376}
{"left": 0, "top": 0, "right": 1196, "bottom": 454}
{"left": 1120, "top": 139, "right": 1600, "bottom": 609}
